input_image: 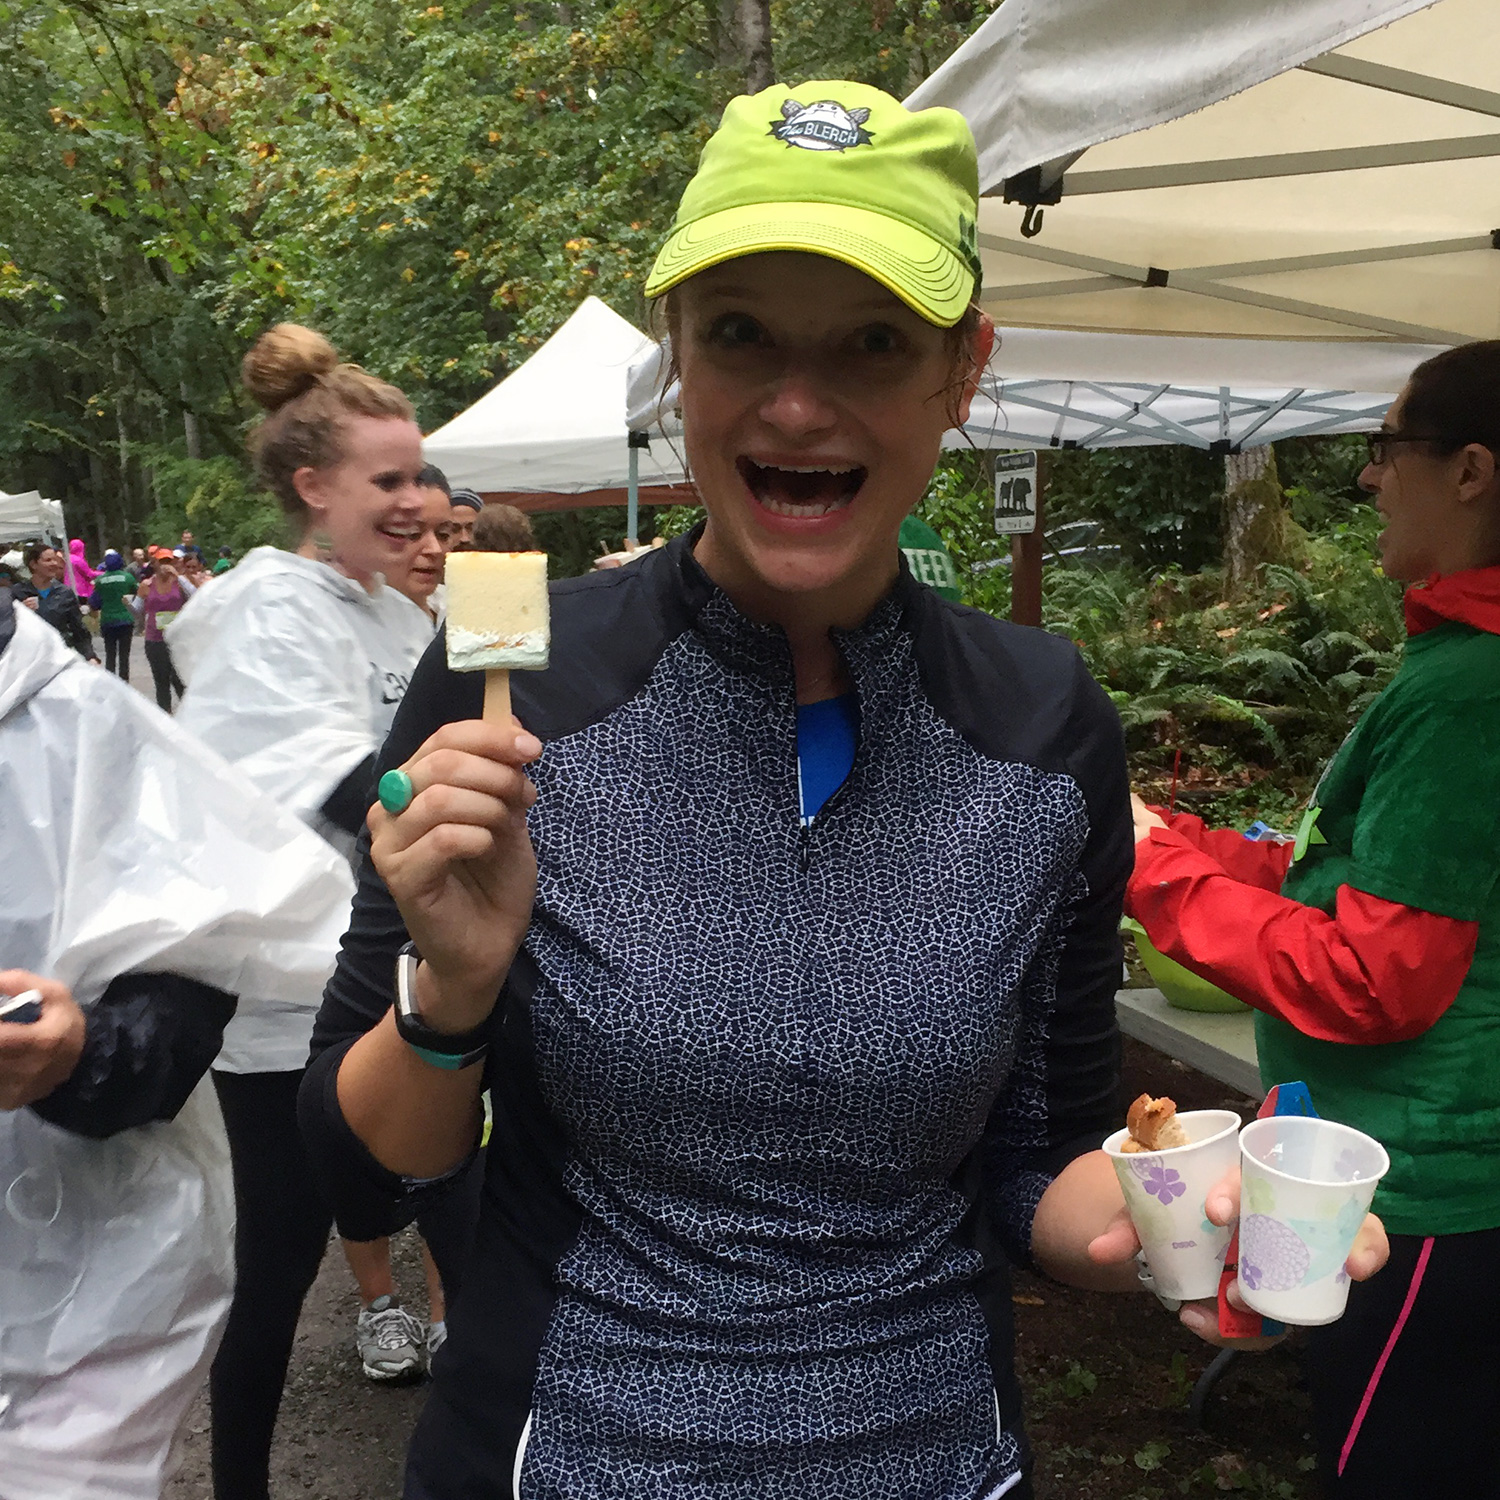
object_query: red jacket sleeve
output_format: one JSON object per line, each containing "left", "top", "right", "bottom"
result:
{"left": 1126, "top": 826, "right": 1477, "bottom": 1045}
{"left": 1149, "top": 807, "right": 1294, "bottom": 892}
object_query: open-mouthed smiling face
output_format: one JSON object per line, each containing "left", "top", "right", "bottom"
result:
{"left": 676, "top": 253, "right": 982, "bottom": 616}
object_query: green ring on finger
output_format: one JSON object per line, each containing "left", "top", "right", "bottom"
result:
{"left": 378, "top": 768, "right": 415, "bottom": 815}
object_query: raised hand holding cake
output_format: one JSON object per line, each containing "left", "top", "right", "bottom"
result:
{"left": 443, "top": 550, "right": 550, "bottom": 722}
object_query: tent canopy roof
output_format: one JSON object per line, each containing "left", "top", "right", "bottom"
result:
{"left": 423, "top": 296, "right": 686, "bottom": 494}
{"left": 910, "top": 0, "right": 1499, "bottom": 347}
{"left": 0, "top": 490, "right": 65, "bottom": 546}
{"left": 628, "top": 328, "right": 1415, "bottom": 452}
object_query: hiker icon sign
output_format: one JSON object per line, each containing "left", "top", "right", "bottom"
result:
{"left": 994, "top": 452, "right": 1039, "bottom": 536}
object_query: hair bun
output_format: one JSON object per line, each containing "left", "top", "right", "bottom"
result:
{"left": 242, "top": 323, "right": 340, "bottom": 411}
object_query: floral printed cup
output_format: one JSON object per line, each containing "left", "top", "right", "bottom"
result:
{"left": 1103, "top": 1109, "right": 1242, "bottom": 1302}
{"left": 1236, "top": 1116, "right": 1389, "bottom": 1326}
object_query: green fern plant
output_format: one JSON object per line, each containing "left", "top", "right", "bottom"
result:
{"left": 1028, "top": 506, "right": 1402, "bottom": 821}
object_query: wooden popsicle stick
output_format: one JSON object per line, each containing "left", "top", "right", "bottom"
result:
{"left": 483, "top": 668, "right": 512, "bottom": 724}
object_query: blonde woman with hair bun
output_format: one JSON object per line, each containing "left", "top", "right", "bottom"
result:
{"left": 167, "top": 324, "right": 443, "bottom": 1500}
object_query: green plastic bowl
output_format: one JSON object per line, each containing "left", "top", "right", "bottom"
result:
{"left": 1122, "top": 918, "right": 1249, "bottom": 1014}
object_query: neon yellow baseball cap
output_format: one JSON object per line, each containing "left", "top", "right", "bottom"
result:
{"left": 645, "top": 81, "right": 982, "bottom": 328}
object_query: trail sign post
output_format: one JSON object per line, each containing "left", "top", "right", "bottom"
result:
{"left": 993, "top": 452, "right": 1038, "bottom": 536}
{"left": 994, "top": 451, "right": 1044, "bottom": 627}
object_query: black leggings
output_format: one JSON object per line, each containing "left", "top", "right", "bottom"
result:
{"left": 144, "top": 637, "right": 184, "bottom": 712}
{"left": 101, "top": 621, "right": 132, "bottom": 679}
{"left": 1305, "top": 1226, "right": 1500, "bottom": 1496}
{"left": 210, "top": 1069, "right": 333, "bottom": 1500}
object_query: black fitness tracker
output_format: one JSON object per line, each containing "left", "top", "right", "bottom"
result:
{"left": 393, "top": 943, "right": 491, "bottom": 1071}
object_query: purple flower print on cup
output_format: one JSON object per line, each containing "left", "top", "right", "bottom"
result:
{"left": 1240, "top": 1215, "right": 1312, "bottom": 1291}
{"left": 1137, "top": 1164, "right": 1187, "bottom": 1205}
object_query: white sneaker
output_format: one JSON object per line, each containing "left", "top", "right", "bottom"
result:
{"left": 355, "top": 1295, "right": 425, "bottom": 1383}
{"left": 426, "top": 1318, "right": 447, "bottom": 1367}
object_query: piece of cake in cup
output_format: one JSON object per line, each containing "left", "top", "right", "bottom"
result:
{"left": 1120, "top": 1092, "right": 1190, "bottom": 1154}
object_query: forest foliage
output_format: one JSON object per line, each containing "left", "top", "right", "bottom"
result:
{"left": 0, "top": 0, "right": 988, "bottom": 547}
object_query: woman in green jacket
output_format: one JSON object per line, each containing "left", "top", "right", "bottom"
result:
{"left": 1128, "top": 340, "right": 1500, "bottom": 1498}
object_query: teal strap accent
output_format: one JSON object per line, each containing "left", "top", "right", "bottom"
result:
{"left": 405, "top": 1041, "right": 474, "bottom": 1071}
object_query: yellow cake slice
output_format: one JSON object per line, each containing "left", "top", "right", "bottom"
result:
{"left": 444, "top": 550, "right": 550, "bottom": 672}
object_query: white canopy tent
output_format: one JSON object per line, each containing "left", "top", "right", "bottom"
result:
{"left": 0, "top": 490, "right": 66, "bottom": 548}
{"left": 908, "top": 0, "right": 1499, "bottom": 356}
{"left": 899, "top": 0, "right": 1496, "bottom": 621}
{"left": 423, "top": 296, "right": 691, "bottom": 514}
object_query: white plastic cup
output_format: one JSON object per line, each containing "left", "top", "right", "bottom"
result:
{"left": 1236, "top": 1115, "right": 1390, "bottom": 1326}
{"left": 1103, "top": 1109, "right": 1242, "bottom": 1302}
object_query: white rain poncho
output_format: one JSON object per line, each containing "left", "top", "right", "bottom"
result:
{"left": 169, "top": 546, "right": 432, "bottom": 829}
{"left": 0, "top": 602, "right": 355, "bottom": 1500}
{"left": 168, "top": 546, "right": 431, "bottom": 1071}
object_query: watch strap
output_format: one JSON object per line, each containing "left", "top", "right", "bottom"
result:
{"left": 393, "top": 944, "right": 491, "bottom": 1069}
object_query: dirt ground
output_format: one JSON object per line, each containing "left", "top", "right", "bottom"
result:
{"left": 164, "top": 1231, "right": 428, "bottom": 1500}
{"left": 163, "top": 1040, "right": 1313, "bottom": 1500}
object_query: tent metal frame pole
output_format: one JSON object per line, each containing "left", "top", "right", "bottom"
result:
{"left": 978, "top": 233, "right": 1471, "bottom": 344}
{"left": 981, "top": 388, "right": 1205, "bottom": 448}
{"left": 966, "top": 381, "right": 1389, "bottom": 451}
{"left": 1061, "top": 133, "right": 1500, "bottom": 195}
{"left": 978, "top": 233, "right": 1145, "bottom": 279}
{"left": 1263, "top": 404, "right": 1391, "bottom": 442}
{"left": 1067, "top": 382, "right": 1173, "bottom": 447}
{"left": 986, "top": 385, "right": 1210, "bottom": 447}
{"left": 626, "top": 431, "right": 649, "bottom": 547}
{"left": 980, "top": 275, "right": 1134, "bottom": 301}
{"left": 1073, "top": 380, "right": 1206, "bottom": 446}
{"left": 1166, "top": 272, "right": 1469, "bottom": 345}
{"left": 1233, "top": 388, "right": 1305, "bottom": 449}
{"left": 1182, "top": 234, "right": 1494, "bottom": 280}
{"left": 1299, "top": 55, "right": 1500, "bottom": 121}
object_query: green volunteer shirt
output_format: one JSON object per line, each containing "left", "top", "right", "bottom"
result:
{"left": 91, "top": 567, "right": 137, "bottom": 627}
{"left": 899, "top": 514, "right": 961, "bottom": 602}
{"left": 1258, "top": 622, "right": 1500, "bottom": 1235}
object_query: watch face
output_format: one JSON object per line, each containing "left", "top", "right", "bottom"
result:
{"left": 395, "top": 947, "right": 423, "bottom": 1022}
{"left": 393, "top": 946, "right": 489, "bottom": 1063}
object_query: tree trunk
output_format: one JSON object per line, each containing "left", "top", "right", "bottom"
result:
{"left": 181, "top": 379, "right": 201, "bottom": 460}
{"left": 112, "top": 349, "right": 131, "bottom": 517}
{"left": 713, "top": 0, "right": 772, "bottom": 90}
{"left": 735, "top": 0, "right": 773, "bottom": 92}
{"left": 1222, "top": 445, "right": 1288, "bottom": 590}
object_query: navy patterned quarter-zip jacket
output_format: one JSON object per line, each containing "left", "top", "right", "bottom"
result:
{"left": 302, "top": 530, "right": 1132, "bottom": 1500}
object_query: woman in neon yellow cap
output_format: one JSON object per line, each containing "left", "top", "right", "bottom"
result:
{"left": 303, "top": 81, "right": 1388, "bottom": 1500}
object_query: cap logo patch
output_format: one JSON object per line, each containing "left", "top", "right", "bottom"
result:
{"left": 770, "top": 99, "right": 873, "bottom": 153}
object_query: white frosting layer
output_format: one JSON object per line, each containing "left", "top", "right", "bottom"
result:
{"left": 446, "top": 625, "right": 550, "bottom": 672}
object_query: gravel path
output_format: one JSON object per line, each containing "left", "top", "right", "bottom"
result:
{"left": 165, "top": 1229, "right": 431, "bottom": 1500}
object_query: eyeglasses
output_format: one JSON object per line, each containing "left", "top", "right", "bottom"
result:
{"left": 1364, "top": 431, "right": 1454, "bottom": 465}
